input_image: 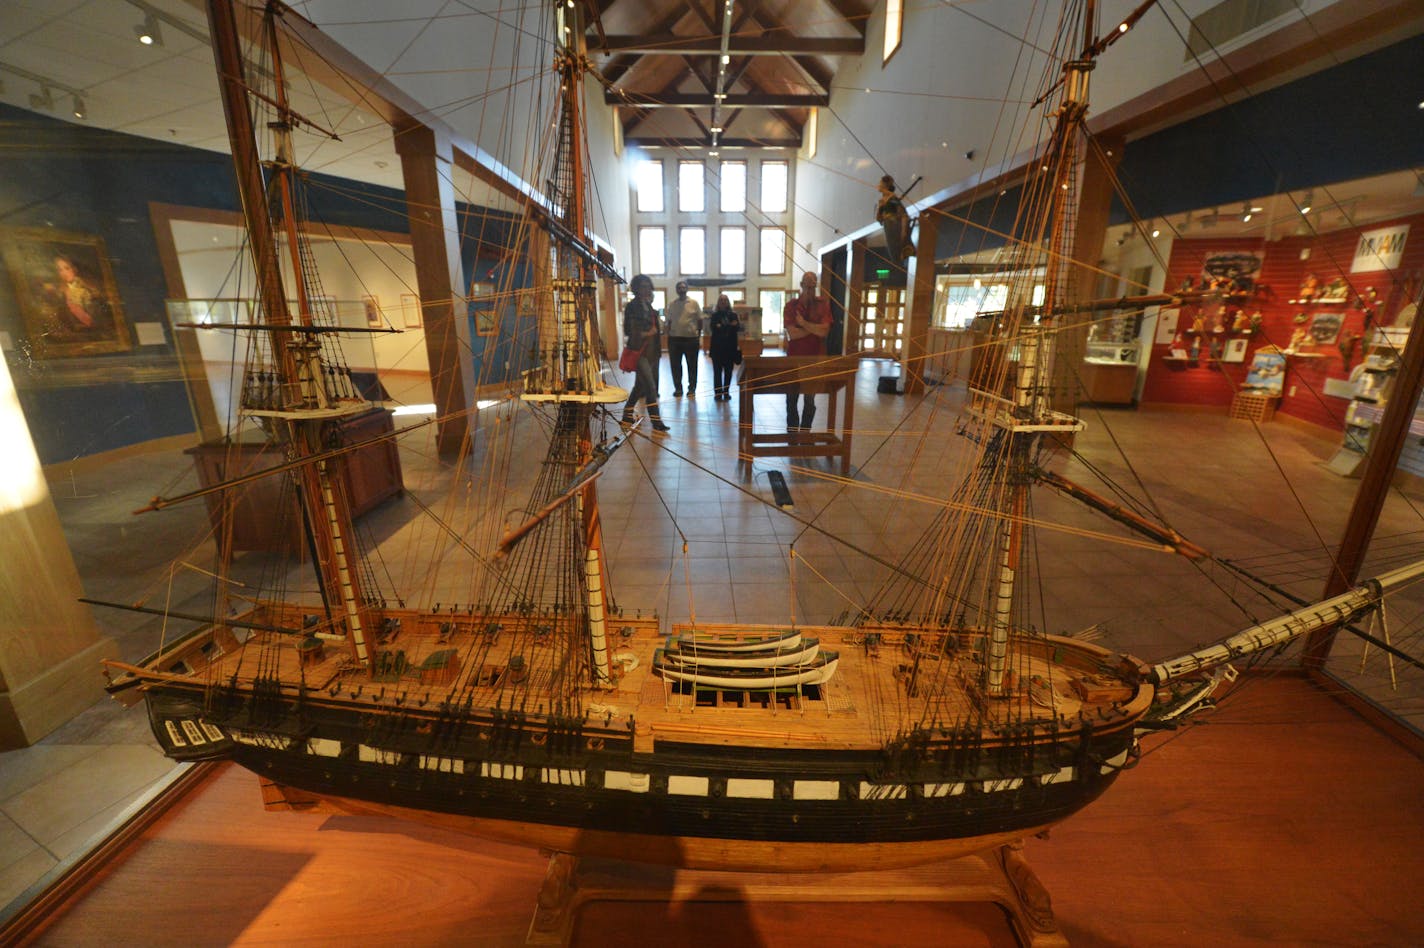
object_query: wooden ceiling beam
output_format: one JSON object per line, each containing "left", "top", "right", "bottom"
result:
{"left": 624, "top": 136, "right": 800, "bottom": 148}
{"left": 595, "top": 34, "right": 864, "bottom": 55}
{"left": 822, "top": 0, "right": 868, "bottom": 37}
{"left": 603, "top": 92, "right": 828, "bottom": 107}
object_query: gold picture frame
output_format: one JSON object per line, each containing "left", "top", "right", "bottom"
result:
{"left": 1, "top": 226, "right": 133, "bottom": 358}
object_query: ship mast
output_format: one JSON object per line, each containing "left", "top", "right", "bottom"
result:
{"left": 207, "top": 0, "right": 378, "bottom": 667}
{"left": 502, "top": 1, "right": 627, "bottom": 689}
{"left": 977, "top": 3, "right": 1111, "bottom": 696}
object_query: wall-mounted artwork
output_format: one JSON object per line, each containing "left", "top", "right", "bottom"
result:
{"left": 1309, "top": 311, "right": 1343, "bottom": 346}
{"left": 362, "top": 295, "right": 381, "bottom": 327}
{"left": 1243, "top": 349, "right": 1286, "bottom": 396}
{"left": 400, "top": 293, "right": 422, "bottom": 329}
{"left": 1154, "top": 307, "right": 1179, "bottom": 345}
{"left": 1, "top": 227, "right": 132, "bottom": 357}
{"left": 1223, "top": 338, "right": 1248, "bottom": 363}
{"left": 1200, "top": 251, "right": 1263, "bottom": 294}
{"left": 470, "top": 281, "right": 496, "bottom": 336}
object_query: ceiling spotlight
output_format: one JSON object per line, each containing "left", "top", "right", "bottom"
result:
{"left": 710, "top": 126, "right": 723, "bottom": 133}
{"left": 28, "top": 87, "right": 54, "bottom": 111}
{"left": 1300, "top": 190, "right": 1313, "bottom": 214}
{"left": 721, "top": 54, "right": 730, "bottom": 65}
{"left": 1151, "top": 225, "right": 1160, "bottom": 238}
{"left": 135, "top": 13, "right": 162, "bottom": 46}
{"left": 709, "top": 150, "right": 719, "bottom": 157}
{"left": 71, "top": 95, "right": 85, "bottom": 119}
{"left": 1118, "top": 22, "right": 1129, "bottom": 33}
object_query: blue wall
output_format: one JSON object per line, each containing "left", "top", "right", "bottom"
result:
{"left": 932, "top": 34, "right": 1424, "bottom": 259}
{"left": 0, "top": 104, "right": 523, "bottom": 463}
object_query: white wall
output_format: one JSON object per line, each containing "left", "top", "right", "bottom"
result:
{"left": 796, "top": 0, "right": 1347, "bottom": 257}
{"left": 169, "top": 219, "right": 429, "bottom": 432}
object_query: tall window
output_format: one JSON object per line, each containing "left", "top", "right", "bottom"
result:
{"left": 679, "top": 227, "right": 706, "bottom": 275}
{"left": 760, "top": 161, "right": 788, "bottom": 213}
{"left": 638, "top": 226, "right": 666, "bottom": 275}
{"left": 678, "top": 161, "right": 705, "bottom": 213}
{"left": 759, "top": 289, "right": 787, "bottom": 335}
{"left": 687, "top": 289, "right": 707, "bottom": 308}
{"left": 720, "top": 227, "right": 745, "bottom": 275}
{"left": 634, "top": 159, "right": 663, "bottom": 212}
{"left": 759, "top": 227, "right": 787, "bottom": 276}
{"left": 884, "top": 0, "right": 903, "bottom": 62}
{"left": 719, "top": 161, "right": 746, "bottom": 213}
{"left": 651, "top": 289, "right": 667, "bottom": 310}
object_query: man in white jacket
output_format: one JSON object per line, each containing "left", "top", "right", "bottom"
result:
{"left": 665, "top": 280, "right": 703, "bottom": 397}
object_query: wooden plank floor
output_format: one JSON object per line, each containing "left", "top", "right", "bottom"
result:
{"left": 29, "top": 675, "right": 1424, "bottom": 947}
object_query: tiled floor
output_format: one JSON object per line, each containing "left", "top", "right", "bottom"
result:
{"left": 4, "top": 352, "right": 1422, "bottom": 916}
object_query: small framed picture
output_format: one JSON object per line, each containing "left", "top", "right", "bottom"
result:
{"left": 400, "top": 293, "right": 422, "bottom": 329}
{"left": 470, "top": 281, "right": 496, "bottom": 337}
{"left": 362, "top": 295, "right": 381, "bottom": 327}
{"left": 1223, "top": 338, "right": 1248, "bottom": 363}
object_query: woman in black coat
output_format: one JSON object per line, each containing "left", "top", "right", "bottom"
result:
{"left": 707, "top": 294, "right": 742, "bottom": 402}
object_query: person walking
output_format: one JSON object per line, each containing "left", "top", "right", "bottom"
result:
{"left": 665, "top": 280, "right": 703, "bottom": 397}
{"left": 783, "top": 271, "right": 832, "bottom": 431}
{"left": 707, "top": 294, "right": 742, "bottom": 402}
{"left": 621, "top": 274, "right": 669, "bottom": 432}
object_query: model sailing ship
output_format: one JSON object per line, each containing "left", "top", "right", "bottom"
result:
{"left": 102, "top": 0, "right": 1424, "bottom": 872}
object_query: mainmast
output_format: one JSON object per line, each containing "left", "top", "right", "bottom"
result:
{"left": 501, "top": 1, "right": 627, "bottom": 689}
{"left": 207, "top": 0, "right": 378, "bottom": 667}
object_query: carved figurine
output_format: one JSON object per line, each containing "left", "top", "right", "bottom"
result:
{"left": 1289, "top": 326, "right": 1312, "bottom": 352}
{"left": 1232, "top": 310, "right": 1252, "bottom": 333}
{"left": 1298, "top": 273, "right": 1320, "bottom": 301}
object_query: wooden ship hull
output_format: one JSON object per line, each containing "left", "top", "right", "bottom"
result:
{"left": 111, "top": 611, "right": 1150, "bottom": 871}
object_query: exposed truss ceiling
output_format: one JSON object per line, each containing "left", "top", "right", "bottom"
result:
{"left": 584, "top": 0, "right": 871, "bottom": 150}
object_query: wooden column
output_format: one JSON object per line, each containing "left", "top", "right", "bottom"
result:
{"left": 395, "top": 122, "right": 475, "bottom": 458}
{"left": 903, "top": 208, "right": 941, "bottom": 396}
{"left": 1051, "top": 133, "right": 1122, "bottom": 408}
{"left": 845, "top": 239, "right": 867, "bottom": 355}
{"left": 0, "top": 355, "right": 117, "bottom": 747}
{"left": 1305, "top": 304, "right": 1424, "bottom": 668}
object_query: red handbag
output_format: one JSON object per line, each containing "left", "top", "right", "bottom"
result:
{"left": 618, "top": 346, "right": 641, "bottom": 372}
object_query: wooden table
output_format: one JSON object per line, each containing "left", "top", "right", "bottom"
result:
{"left": 737, "top": 355, "right": 859, "bottom": 475}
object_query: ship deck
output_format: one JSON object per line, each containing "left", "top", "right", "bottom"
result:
{"left": 156, "top": 608, "right": 1146, "bottom": 753}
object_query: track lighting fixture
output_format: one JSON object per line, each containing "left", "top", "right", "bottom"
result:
{"left": 71, "top": 94, "right": 85, "bottom": 119}
{"left": 1300, "top": 190, "right": 1313, "bottom": 215}
{"left": 135, "top": 12, "right": 162, "bottom": 46}
{"left": 28, "top": 87, "right": 53, "bottom": 111}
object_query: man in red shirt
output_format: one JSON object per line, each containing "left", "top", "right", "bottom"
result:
{"left": 783, "top": 270, "right": 833, "bottom": 430}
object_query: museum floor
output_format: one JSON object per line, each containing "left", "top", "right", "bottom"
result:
{"left": 4, "top": 355, "right": 1423, "bottom": 943}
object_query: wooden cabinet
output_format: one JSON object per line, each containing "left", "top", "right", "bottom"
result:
{"left": 186, "top": 408, "right": 403, "bottom": 555}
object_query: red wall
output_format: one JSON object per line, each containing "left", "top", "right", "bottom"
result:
{"left": 1140, "top": 213, "right": 1424, "bottom": 430}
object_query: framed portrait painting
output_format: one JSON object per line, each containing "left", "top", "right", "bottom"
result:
{"left": 1, "top": 227, "right": 132, "bottom": 357}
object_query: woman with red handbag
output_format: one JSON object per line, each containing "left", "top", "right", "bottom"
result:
{"left": 620, "top": 274, "right": 670, "bottom": 432}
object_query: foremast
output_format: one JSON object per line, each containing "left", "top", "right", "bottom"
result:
{"left": 209, "top": 0, "right": 378, "bottom": 666}
{"left": 970, "top": 5, "right": 1116, "bottom": 696}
